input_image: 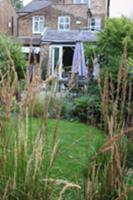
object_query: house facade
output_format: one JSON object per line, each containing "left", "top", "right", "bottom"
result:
{"left": 0, "top": 0, "right": 17, "bottom": 36}
{"left": 17, "top": 0, "right": 110, "bottom": 79}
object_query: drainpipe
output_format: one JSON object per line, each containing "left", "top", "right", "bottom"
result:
{"left": 11, "top": 16, "right": 14, "bottom": 36}
{"left": 17, "top": 15, "right": 19, "bottom": 36}
{"left": 107, "top": 0, "right": 111, "bottom": 17}
{"left": 87, "top": 1, "right": 92, "bottom": 29}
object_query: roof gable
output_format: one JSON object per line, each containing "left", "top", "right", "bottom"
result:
{"left": 17, "top": 0, "right": 52, "bottom": 13}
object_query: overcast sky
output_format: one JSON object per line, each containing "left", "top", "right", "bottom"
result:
{"left": 23, "top": 0, "right": 133, "bottom": 17}
{"left": 110, "top": 0, "right": 133, "bottom": 17}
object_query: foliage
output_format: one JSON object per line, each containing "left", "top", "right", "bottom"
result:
{"left": 87, "top": 80, "right": 101, "bottom": 122}
{"left": 2, "top": 118, "right": 103, "bottom": 199}
{"left": 28, "top": 95, "right": 75, "bottom": 121}
{"left": 84, "top": 137, "right": 133, "bottom": 200}
{"left": 73, "top": 79, "right": 101, "bottom": 126}
{"left": 91, "top": 17, "right": 133, "bottom": 89}
{"left": 0, "top": 35, "right": 26, "bottom": 80}
{"left": 61, "top": 98, "right": 74, "bottom": 120}
{"left": 73, "top": 95, "right": 89, "bottom": 122}
{"left": 91, "top": 17, "right": 133, "bottom": 129}
{"left": 84, "top": 18, "right": 133, "bottom": 126}
{"left": 101, "top": 49, "right": 133, "bottom": 131}
{"left": 97, "top": 17, "right": 133, "bottom": 71}
{"left": 127, "top": 57, "right": 133, "bottom": 76}
{"left": 98, "top": 17, "right": 133, "bottom": 67}
{"left": 0, "top": 36, "right": 132, "bottom": 199}
{"left": 126, "top": 138, "right": 133, "bottom": 168}
{"left": 84, "top": 42, "right": 98, "bottom": 66}
{"left": 28, "top": 98, "right": 44, "bottom": 117}
{"left": 0, "top": 65, "right": 85, "bottom": 199}
{"left": 0, "top": 57, "right": 105, "bottom": 199}
{"left": 83, "top": 53, "right": 133, "bottom": 200}
{"left": 11, "top": 0, "right": 23, "bottom": 9}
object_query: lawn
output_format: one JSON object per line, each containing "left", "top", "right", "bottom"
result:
{"left": 47, "top": 120, "right": 104, "bottom": 181}
{"left": 23, "top": 119, "right": 104, "bottom": 182}
{"left": 5, "top": 118, "right": 104, "bottom": 199}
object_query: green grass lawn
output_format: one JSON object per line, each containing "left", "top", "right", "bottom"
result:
{"left": 28, "top": 119, "right": 104, "bottom": 181}
{"left": 31, "top": 119, "right": 104, "bottom": 199}
{"left": 6, "top": 118, "right": 104, "bottom": 199}
{"left": 5, "top": 118, "right": 133, "bottom": 200}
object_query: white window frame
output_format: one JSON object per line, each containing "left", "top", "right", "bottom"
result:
{"left": 21, "top": 47, "right": 40, "bottom": 54}
{"left": 32, "top": 16, "right": 45, "bottom": 34}
{"left": 90, "top": 17, "right": 101, "bottom": 32}
{"left": 74, "top": 0, "right": 91, "bottom": 6}
{"left": 58, "top": 16, "right": 71, "bottom": 31}
{"left": 49, "top": 45, "right": 75, "bottom": 79}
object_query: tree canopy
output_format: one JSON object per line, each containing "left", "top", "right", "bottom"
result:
{"left": 97, "top": 17, "right": 133, "bottom": 69}
{"left": 11, "top": 0, "right": 23, "bottom": 10}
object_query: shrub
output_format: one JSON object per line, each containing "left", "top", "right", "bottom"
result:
{"left": 61, "top": 98, "right": 75, "bottom": 120}
{"left": 0, "top": 65, "right": 81, "bottom": 199}
{"left": 28, "top": 95, "right": 63, "bottom": 119}
{"left": 83, "top": 51, "right": 133, "bottom": 200}
{"left": 73, "top": 95, "right": 89, "bottom": 122}
{"left": 73, "top": 79, "right": 101, "bottom": 126}
{"left": 126, "top": 139, "right": 133, "bottom": 168}
{"left": 98, "top": 17, "right": 133, "bottom": 69}
{"left": 0, "top": 35, "right": 26, "bottom": 80}
{"left": 28, "top": 98, "right": 44, "bottom": 118}
{"left": 84, "top": 42, "right": 98, "bottom": 68}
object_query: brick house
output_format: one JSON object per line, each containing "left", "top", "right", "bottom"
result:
{"left": 0, "top": 0, "right": 17, "bottom": 36}
{"left": 17, "top": 0, "right": 110, "bottom": 79}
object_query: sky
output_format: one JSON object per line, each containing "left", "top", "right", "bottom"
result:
{"left": 110, "top": 0, "right": 133, "bottom": 17}
{"left": 23, "top": 0, "right": 133, "bottom": 17}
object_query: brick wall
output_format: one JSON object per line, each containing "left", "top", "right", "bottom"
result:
{"left": 18, "top": 5, "right": 88, "bottom": 36}
{"left": 91, "top": 0, "right": 108, "bottom": 17}
{"left": 18, "top": 0, "right": 108, "bottom": 37}
{"left": 55, "top": 0, "right": 109, "bottom": 25}
{"left": 0, "top": 0, "right": 17, "bottom": 37}
{"left": 52, "top": 4, "right": 88, "bottom": 19}
{"left": 53, "top": 0, "right": 108, "bottom": 17}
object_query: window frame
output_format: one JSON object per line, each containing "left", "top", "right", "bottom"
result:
{"left": 32, "top": 16, "right": 45, "bottom": 34}
{"left": 73, "top": 0, "right": 91, "bottom": 5}
{"left": 58, "top": 16, "right": 71, "bottom": 31}
{"left": 49, "top": 44, "right": 75, "bottom": 79}
{"left": 90, "top": 17, "right": 101, "bottom": 32}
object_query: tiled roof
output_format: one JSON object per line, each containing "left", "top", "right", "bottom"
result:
{"left": 17, "top": 0, "right": 51, "bottom": 13}
{"left": 17, "top": 30, "right": 97, "bottom": 45}
{"left": 41, "top": 29, "right": 97, "bottom": 43}
{"left": 17, "top": 36, "right": 42, "bottom": 46}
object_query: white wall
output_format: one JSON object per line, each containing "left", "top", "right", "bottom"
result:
{"left": 110, "top": 0, "right": 133, "bottom": 17}
{"left": 23, "top": 0, "right": 31, "bottom": 6}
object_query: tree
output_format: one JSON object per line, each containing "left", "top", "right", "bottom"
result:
{"left": 97, "top": 17, "right": 133, "bottom": 71}
{"left": 11, "top": 0, "right": 23, "bottom": 10}
{"left": 0, "top": 35, "right": 26, "bottom": 80}
{"left": 96, "top": 17, "right": 133, "bottom": 130}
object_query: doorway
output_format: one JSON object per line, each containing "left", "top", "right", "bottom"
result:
{"left": 62, "top": 47, "right": 74, "bottom": 77}
{"left": 50, "top": 45, "right": 75, "bottom": 79}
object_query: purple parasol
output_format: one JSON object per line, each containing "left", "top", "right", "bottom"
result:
{"left": 72, "top": 42, "right": 88, "bottom": 77}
